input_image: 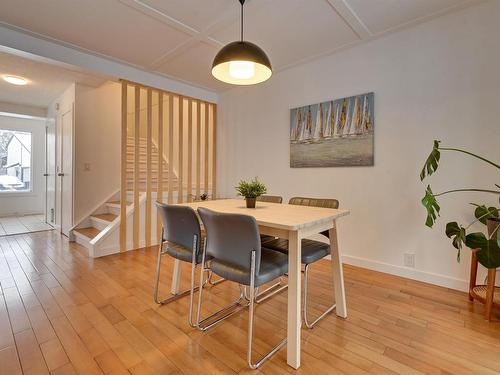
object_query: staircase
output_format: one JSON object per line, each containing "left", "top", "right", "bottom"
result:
{"left": 71, "top": 137, "right": 177, "bottom": 257}
{"left": 126, "top": 136, "right": 178, "bottom": 191}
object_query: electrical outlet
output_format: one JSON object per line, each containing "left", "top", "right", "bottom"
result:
{"left": 404, "top": 253, "right": 415, "bottom": 268}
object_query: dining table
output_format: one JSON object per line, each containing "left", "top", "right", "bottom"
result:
{"left": 174, "top": 198, "right": 350, "bottom": 369}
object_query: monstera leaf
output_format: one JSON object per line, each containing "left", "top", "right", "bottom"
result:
{"left": 445, "top": 222, "right": 466, "bottom": 261}
{"left": 471, "top": 204, "right": 499, "bottom": 225}
{"left": 420, "top": 140, "right": 441, "bottom": 181}
{"left": 466, "top": 232, "right": 500, "bottom": 269}
{"left": 422, "top": 185, "right": 440, "bottom": 227}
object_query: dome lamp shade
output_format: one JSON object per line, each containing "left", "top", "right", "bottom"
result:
{"left": 211, "top": 0, "right": 272, "bottom": 85}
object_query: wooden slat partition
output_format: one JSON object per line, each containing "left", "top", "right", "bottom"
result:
{"left": 167, "top": 95, "right": 174, "bottom": 204}
{"left": 145, "top": 88, "right": 152, "bottom": 248}
{"left": 120, "top": 80, "right": 216, "bottom": 251}
{"left": 177, "top": 96, "right": 183, "bottom": 203}
{"left": 157, "top": 91, "right": 164, "bottom": 243}
{"left": 120, "top": 82, "right": 127, "bottom": 251}
{"left": 187, "top": 99, "right": 193, "bottom": 202}
{"left": 196, "top": 102, "right": 201, "bottom": 200}
{"left": 211, "top": 104, "right": 217, "bottom": 200}
{"left": 133, "top": 85, "right": 140, "bottom": 249}
{"left": 204, "top": 103, "right": 209, "bottom": 195}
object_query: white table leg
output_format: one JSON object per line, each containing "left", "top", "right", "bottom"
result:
{"left": 171, "top": 259, "right": 182, "bottom": 294}
{"left": 329, "top": 221, "right": 347, "bottom": 318}
{"left": 287, "top": 230, "right": 301, "bottom": 369}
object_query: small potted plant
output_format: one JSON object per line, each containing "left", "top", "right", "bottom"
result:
{"left": 235, "top": 177, "right": 267, "bottom": 208}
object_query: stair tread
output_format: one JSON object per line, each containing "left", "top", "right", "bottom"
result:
{"left": 74, "top": 227, "right": 101, "bottom": 239}
{"left": 107, "top": 201, "right": 132, "bottom": 205}
{"left": 91, "top": 213, "right": 117, "bottom": 222}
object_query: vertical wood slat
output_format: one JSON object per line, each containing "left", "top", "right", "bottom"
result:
{"left": 156, "top": 92, "right": 164, "bottom": 243}
{"left": 120, "top": 81, "right": 127, "bottom": 251}
{"left": 133, "top": 86, "right": 140, "bottom": 249}
{"left": 168, "top": 95, "right": 174, "bottom": 204}
{"left": 211, "top": 104, "right": 217, "bottom": 200}
{"left": 120, "top": 80, "right": 216, "bottom": 249}
{"left": 187, "top": 100, "right": 193, "bottom": 202}
{"left": 145, "top": 88, "right": 152, "bottom": 248}
{"left": 177, "top": 96, "right": 183, "bottom": 203}
{"left": 195, "top": 102, "right": 201, "bottom": 200}
{"left": 204, "top": 103, "right": 209, "bottom": 196}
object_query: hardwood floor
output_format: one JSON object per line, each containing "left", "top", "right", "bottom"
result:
{"left": 1, "top": 231, "right": 500, "bottom": 374}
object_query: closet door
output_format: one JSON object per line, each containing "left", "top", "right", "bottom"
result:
{"left": 55, "top": 105, "right": 74, "bottom": 236}
{"left": 45, "top": 121, "right": 56, "bottom": 226}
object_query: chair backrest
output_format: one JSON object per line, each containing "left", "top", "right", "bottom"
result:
{"left": 257, "top": 195, "right": 283, "bottom": 204}
{"left": 288, "top": 197, "right": 339, "bottom": 237}
{"left": 288, "top": 197, "right": 339, "bottom": 209}
{"left": 156, "top": 202, "right": 201, "bottom": 252}
{"left": 198, "top": 207, "right": 261, "bottom": 274}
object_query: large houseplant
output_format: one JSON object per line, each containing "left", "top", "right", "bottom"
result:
{"left": 236, "top": 177, "right": 267, "bottom": 208}
{"left": 420, "top": 140, "right": 500, "bottom": 268}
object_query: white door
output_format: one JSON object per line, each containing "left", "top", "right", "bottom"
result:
{"left": 45, "top": 121, "right": 56, "bottom": 226}
{"left": 55, "top": 106, "right": 73, "bottom": 236}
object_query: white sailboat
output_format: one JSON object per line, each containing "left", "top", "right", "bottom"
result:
{"left": 313, "top": 103, "right": 324, "bottom": 140}
{"left": 349, "top": 96, "right": 360, "bottom": 136}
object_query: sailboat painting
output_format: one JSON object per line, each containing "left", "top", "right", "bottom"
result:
{"left": 290, "top": 92, "right": 374, "bottom": 167}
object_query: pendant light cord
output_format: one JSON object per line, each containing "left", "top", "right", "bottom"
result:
{"left": 240, "top": 0, "right": 244, "bottom": 42}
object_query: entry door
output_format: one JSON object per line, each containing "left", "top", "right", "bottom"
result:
{"left": 55, "top": 106, "right": 73, "bottom": 236}
{"left": 45, "top": 121, "right": 56, "bottom": 226}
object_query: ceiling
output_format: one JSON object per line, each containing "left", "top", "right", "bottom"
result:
{"left": 0, "top": 0, "right": 483, "bottom": 93}
{"left": 0, "top": 51, "right": 108, "bottom": 108}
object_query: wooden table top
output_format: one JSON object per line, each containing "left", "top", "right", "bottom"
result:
{"left": 180, "top": 199, "right": 350, "bottom": 231}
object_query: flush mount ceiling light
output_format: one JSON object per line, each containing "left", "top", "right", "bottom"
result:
{"left": 2, "top": 75, "right": 29, "bottom": 86}
{"left": 212, "top": 0, "right": 272, "bottom": 85}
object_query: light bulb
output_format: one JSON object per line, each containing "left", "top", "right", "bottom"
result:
{"left": 229, "top": 61, "right": 255, "bottom": 79}
{"left": 2, "top": 75, "right": 28, "bottom": 86}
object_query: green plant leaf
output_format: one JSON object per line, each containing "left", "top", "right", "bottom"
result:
{"left": 471, "top": 203, "right": 499, "bottom": 225}
{"left": 497, "top": 228, "right": 500, "bottom": 248}
{"left": 420, "top": 140, "right": 441, "bottom": 181}
{"left": 445, "top": 221, "right": 466, "bottom": 262}
{"left": 422, "top": 185, "right": 440, "bottom": 227}
{"left": 466, "top": 232, "right": 500, "bottom": 269}
{"left": 235, "top": 177, "right": 267, "bottom": 198}
{"left": 445, "top": 222, "right": 466, "bottom": 250}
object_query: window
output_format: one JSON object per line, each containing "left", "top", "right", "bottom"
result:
{"left": 0, "top": 129, "right": 32, "bottom": 192}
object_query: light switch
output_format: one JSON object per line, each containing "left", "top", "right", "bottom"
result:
{"left": 84, "top": 163, "right": 91, "bottom": 171}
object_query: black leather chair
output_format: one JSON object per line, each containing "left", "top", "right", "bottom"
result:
{"left": 154, "top": 202, "right": 211, "bottom": 327}
{"left": 264, "top": 197, "right": 339, "bottom": 328}
{"left": 196, "top": 207, "right": 287, "bottom": 369}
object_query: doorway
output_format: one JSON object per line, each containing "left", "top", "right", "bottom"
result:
{"left": 55, "top": 104, "right": 74, "bottom": 237}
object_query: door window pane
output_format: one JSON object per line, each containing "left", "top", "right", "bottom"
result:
{"left": 0, "top": 129, "right": 32, "bottom": 192}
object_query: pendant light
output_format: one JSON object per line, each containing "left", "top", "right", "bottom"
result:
{"left": 211, "top": 0, "right": 272, "bottom": 85}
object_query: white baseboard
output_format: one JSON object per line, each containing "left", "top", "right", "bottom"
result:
{"left": 341, "top": 254, "right": 468, "bottom": 292}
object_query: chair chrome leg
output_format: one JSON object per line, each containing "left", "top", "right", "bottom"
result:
{"left": 207, "top": 269, "right": 226, "bottom": 286}
{"left": 153, "top": 238, "right": 167, "bottom": 304}
{"left": 154, "top": 235, "right": 212, "bottom": 328}
{"left": 303, "top": 263, "right": 336, "bottom": 329}
{"left": 255, "top": 277, "right": 288, "bottom": 304}
{"left": 195, "top": 241, "right": 246, "bottom": 331}
{"left": 248, "top": 251, "right": 287, "bottom": 369}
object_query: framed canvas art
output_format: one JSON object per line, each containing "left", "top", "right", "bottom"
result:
{"left": 290, "top": 92, "right": 374, "bottom": 167}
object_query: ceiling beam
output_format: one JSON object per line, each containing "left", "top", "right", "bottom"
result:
{"left": 0, "top": 23, "right": 218, "bottom": 102}
{"left": 325, "top": 0, "right": 372, "bottom": 39}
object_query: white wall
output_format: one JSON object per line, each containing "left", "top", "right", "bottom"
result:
{"left": 218, "top": 1, "right": 500, "bottom": 291}
{"left": 74, "top": 82, "right": 121, "bottom": 224}
{"left": 0, "top": 115, "right": 46, "bottom": 216}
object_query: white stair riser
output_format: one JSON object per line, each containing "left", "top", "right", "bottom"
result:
{"left": 90, "top": 217, "right": 110, "bottom": 231}
{"left": 106, "top": 204, "right": 121, "bottom": 216}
